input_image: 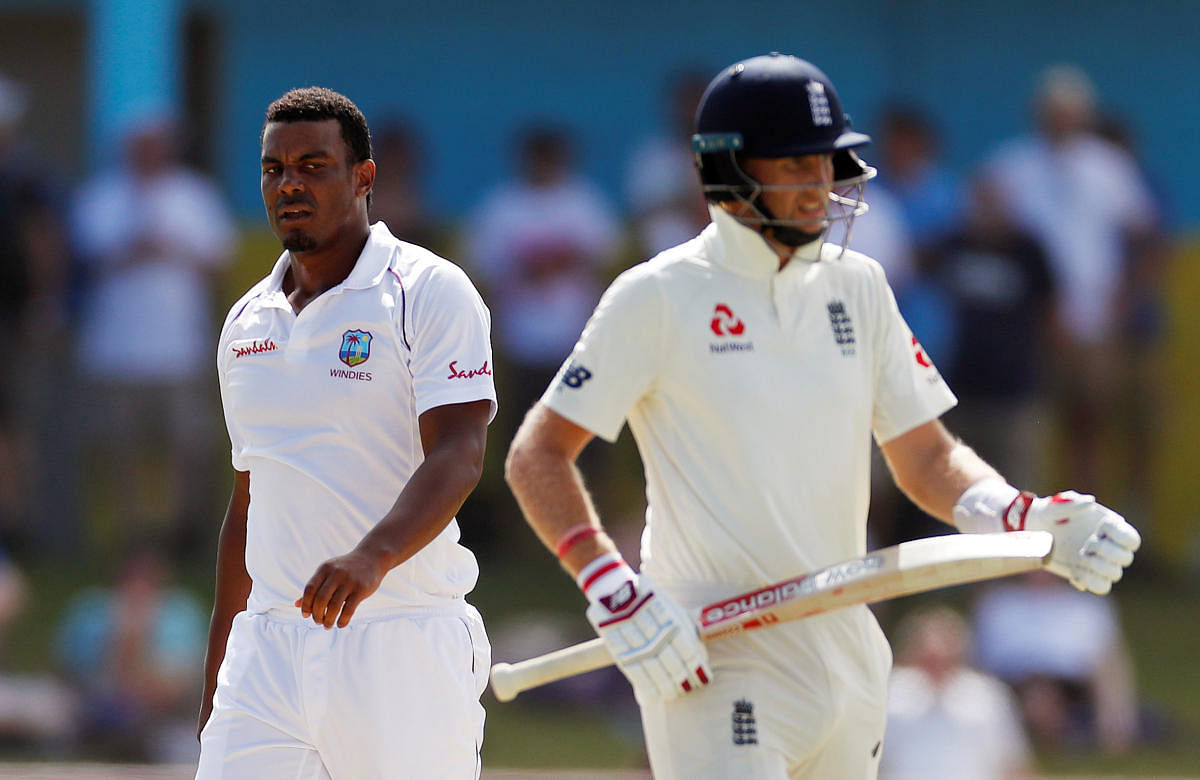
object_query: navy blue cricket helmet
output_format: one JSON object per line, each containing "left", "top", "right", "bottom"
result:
{"left": 692, "top": 53, "right": 874, "bottom": 245}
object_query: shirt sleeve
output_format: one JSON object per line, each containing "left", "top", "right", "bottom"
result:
{"left": 540, "top": 265, "right": 662, "bottom": 442}
{"left": 406, "top": 262, "right": 498, "bottom": 421}
{"left": 869, "top": 261, "right": 958, "bottom": 443}
{"left": 216, "top": 299, "right": 249, "bottom": 471}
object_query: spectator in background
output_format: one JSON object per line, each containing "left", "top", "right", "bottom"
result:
{"left": 973, "top": 569, "right": 1140, "bottom": 755}
{"left": 983, "top": 65, "right": 1159, "bottom": 500}
{"left": 934, "top": 176, "right": 1056, "bottom": 494}
{"left": 624, "top": 68, "right": 712, "bottom": 257}
{"left": 55, "top": 541, "right": 206, "bottom": 762}
{"left": 0, "top": 545, "right": 78, "bottom": 754}
{"left": 466, "top": 122, "right": 621, "bottom": 436}
{"left": 1094, "top": 113, "right": 1172, "bottom": 541}
{"left": 71, "top": 111, "right": 235, "bottom": 559}
{"left": 0, "top": 74, "right": 77, "bottom": 557}
{"left": 874, "top": 103, "right": 966, "bottom": 264}
{"left": 369, "top": 116, "right": 445, "bottom": 254}
{"left": 881, "top": 605, "right": 1033, "bottom": 780}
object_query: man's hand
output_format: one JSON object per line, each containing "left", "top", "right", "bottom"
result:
{"left": 1006, "top": 490, "right": 1141, "bottom": 595}
{"left": 295, "top": 549, "right": 386, "bottom": 628}
{"left": 585, "top": 571, "right": 711, "bottom": 701}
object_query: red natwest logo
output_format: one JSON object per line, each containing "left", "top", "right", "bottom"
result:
{"left": 447, "top": 360, "right": 492, "bottom": 380}
{"left": 911, "top": 334, "right": 931, "bottom": 368}
{"left": 710, "top": 304, "right": 745, "bottom": 337}
{"left": 232, "top": 339, "right": 278, "bottom": 358}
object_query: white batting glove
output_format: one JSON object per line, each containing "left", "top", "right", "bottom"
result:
{"left": 1005, "top": 490, "right": 1141, "bottom": 595}
{"left": 579, "top": 554, "right": 711, "bottom": 701}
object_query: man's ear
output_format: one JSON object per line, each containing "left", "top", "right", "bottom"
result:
{"left": 355, "top": 158, "right": 376, "bottom": 199}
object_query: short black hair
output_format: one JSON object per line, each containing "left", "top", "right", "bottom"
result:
{"left": 264, "top": 86, "right": 372, "bottom": 164}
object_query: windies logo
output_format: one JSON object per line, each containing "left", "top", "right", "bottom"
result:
{"left": 339, "top": 329, "right": 372, "bottom": 367}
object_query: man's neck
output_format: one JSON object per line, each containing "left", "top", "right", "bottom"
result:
{"left": 284, "top": 224, "right": 370, "bottom": 313}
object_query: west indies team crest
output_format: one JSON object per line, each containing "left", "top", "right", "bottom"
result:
{"left": 339, "top": 329, "right": 373, "bottom": 367}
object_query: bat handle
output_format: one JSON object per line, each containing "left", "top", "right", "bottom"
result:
{"left": 490, "top": 637, "right": 614, "bottom": 702}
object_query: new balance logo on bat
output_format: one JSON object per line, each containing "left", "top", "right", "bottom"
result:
{"left": 701, "top": 554, "right": 885, "bottom": 627}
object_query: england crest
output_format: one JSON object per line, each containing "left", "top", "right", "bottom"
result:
{"left": 339, "top": 329, "right": 373, "bottom": 367}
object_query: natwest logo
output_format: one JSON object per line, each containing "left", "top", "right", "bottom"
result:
{"left": 447, "top": 360, "right": 492, "bottom": 380}
{"left": 710, "top": 303, "right": 746, "bottom": 337}
{"left": 232, "top": 338, "right": 278, "bottom": 358}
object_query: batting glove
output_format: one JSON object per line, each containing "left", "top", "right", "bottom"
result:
{"left": 579, "top": 554, "right": 711, "bottom": 701}
{"left": 1005, "top": 490, "right": 1141, "bottom": 595}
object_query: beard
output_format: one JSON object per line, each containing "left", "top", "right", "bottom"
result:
{"left": 765, "top": 224, "right": 824, "bottom": 248}
{"left": 281, "top": 229, "right": 318, "bottom": 252}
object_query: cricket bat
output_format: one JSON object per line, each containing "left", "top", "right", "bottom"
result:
{"left": 490, "top": 530, "right": 1053, "bottom": 702}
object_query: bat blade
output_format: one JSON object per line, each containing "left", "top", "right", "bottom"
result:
{"left": 489, "top": 531, "right": 1052, "bottom": 702}
{"left": 697, "top": 530, "right": 1053, "bottom": 640}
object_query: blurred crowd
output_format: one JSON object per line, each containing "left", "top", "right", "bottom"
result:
{"left": 0, "top": 60, "right": 1185, "bottom": 771}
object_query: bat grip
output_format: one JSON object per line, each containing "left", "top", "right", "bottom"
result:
{"left": 490, "top": 637, "right": 614, "bottom": 702}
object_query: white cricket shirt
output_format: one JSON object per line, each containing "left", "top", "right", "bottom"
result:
{"left": 218, "top": 223, "right": 496, "bottom": 615}
{"left": 544, "top": 206, "right": 956, "bottom": 596}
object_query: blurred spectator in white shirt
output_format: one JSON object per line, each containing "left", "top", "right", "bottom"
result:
{"left": 983, "top": 65, "right": 1159, "bottom": 498}
{"left": 973, "top": 569, "right": 1139, "bottom": 754}
{"left": 624, "top": 68, "right": 711, "bottom": 257}
{"left": 71, "top": 111, "right": 235, "bottom": 559}
{"left": 467, "top": 122, "right": 621, "bottom": 430}
{"left": 882, "top": 605, "right": 1033, "bottom": 780}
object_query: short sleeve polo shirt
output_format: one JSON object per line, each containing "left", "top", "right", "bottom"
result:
{"left": 217, "top": 223, "right": 496, "bottom": 614}
{"left": 543, "top": 207, "right": 955, "bottom": 592}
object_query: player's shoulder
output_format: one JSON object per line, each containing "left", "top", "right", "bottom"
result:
{"left": 383, "top": 236, "right": 487, "bottom": 319}
{"left": 602, "top": 235, "right": 708, "bottom": 299}
{"left": 819, "top": 242, "right": 890, "bottom": 285}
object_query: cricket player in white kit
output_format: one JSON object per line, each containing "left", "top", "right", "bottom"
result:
{"left": 197, "top": 88, "right": 494, "bottom": 779}
{"left": 505, "top": 54, "right": 1141, "bottom": 779}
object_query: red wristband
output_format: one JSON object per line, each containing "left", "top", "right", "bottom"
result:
{"left": 555, "top": 523, "right": 600, "bottom": 559}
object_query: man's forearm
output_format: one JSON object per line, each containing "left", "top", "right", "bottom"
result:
{"left": 355, "top": 443, "right": 484, "bottom": 571}
{"left": 506, "top": 441, "right": 618, "bottom": 578}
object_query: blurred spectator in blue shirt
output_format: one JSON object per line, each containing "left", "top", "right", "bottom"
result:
{"left": 55, "top": 540, "right": 206, "bottom": 762}
{"left": 874, "top": 103, "right": 966, "bottom": 263}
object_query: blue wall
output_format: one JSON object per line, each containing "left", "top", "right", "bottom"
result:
{"left": 194, "top": 0, "right": 1199, "bottom": 228}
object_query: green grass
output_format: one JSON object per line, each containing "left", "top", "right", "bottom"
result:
{"left": 6, "top": 515, "right": 1198, "bottom": 775}
{"left": 475, "top": 560, "right": 1200, "bottom": 775}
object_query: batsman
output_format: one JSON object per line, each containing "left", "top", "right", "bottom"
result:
{"left": 504, "top": 52, "right": 1141, "bottom": 779}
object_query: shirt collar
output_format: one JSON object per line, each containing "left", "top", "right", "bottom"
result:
{"left": 703, "top": 204, "right": 824, "bottom": 278}
{"left": 264, "top": 221, "right": 395, "bottom": 294}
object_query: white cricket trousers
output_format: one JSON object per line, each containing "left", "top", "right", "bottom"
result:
{"left": 638, "top": 605, "right": 891, "bottom": 780}
{"left": 197, "top": 605, "right": 489, "bottom": 779}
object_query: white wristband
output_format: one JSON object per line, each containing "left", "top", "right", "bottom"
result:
{"left": 576, "top": 552, "right": 637, "bottom": 605}
{"left": 953, "top": 477, "right": 1021, "bottom": 534}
